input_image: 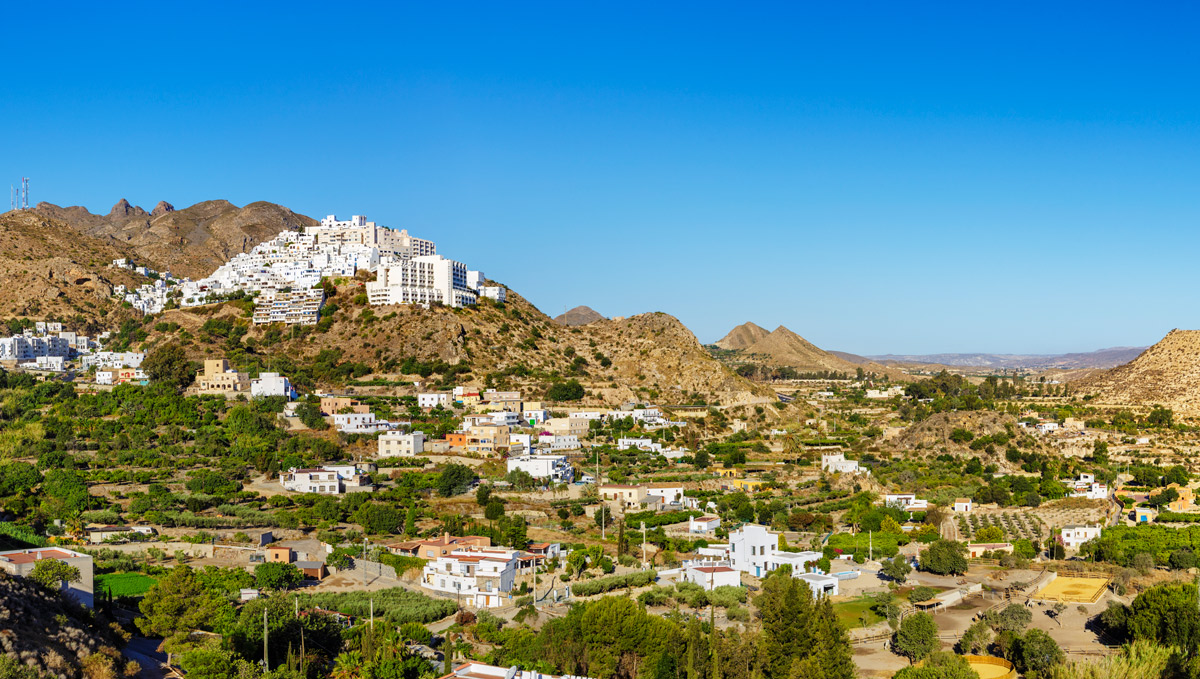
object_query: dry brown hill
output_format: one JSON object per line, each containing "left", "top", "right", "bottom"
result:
{"left": 714, "top": 322, "right": 770, "bottom": 350}
{"left": 554, "top": 305, "right": 605, "bottom": 326}
{"left": 0, "top": 210, "right": 145, "bottom": 323}
{"left": 1079, "top": 329, "right": 1200, "bottom": 411}
{"left": 34, "top": 199, "right": 316, "bottom": 278}
{"left": 144, "top": 285, "right": 773, "bottom": 407}
{"left": 742, "top": 326, "right": 862, "bottom": 373}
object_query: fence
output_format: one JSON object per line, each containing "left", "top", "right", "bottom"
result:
{"left": 961, "top": 655, "right": 1017, "bottom": 679}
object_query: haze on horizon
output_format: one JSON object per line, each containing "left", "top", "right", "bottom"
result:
{"left": 3, "top": 3, "right": 1197, "bottom": 356}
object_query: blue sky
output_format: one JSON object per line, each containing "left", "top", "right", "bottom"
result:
{"left": 3, "top": 2, "right": 1198, "bottom": 354}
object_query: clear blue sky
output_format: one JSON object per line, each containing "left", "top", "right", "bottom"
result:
{"left": 4, "top": 2, "right": 1198, "bottom": 355}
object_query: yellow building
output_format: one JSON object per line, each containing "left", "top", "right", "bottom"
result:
{"left": 194, "top": 359, "right": 251, "bottom": 396}
{"left": 1167, "top": 483, "right": 1196, "bottom": 513}
{"left": 722, "top": 478, "right": 767, "bottom": 492}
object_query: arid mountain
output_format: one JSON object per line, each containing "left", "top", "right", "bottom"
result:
{"left": 554, "top": 305, "right": 605, "bottom": 326}
{"left": 829, "top": 350, "right": 874, "bottom": 365}
{"left": 0, "top": 209, "right": 144, "bottom": 323}
{"left": 867, "top": 347, "right": 1146, "bottom": 370}
{"left": 34, "top": 199, "right": 317, "bottom": 278}
{"left": 144, "top": 285, "right": 773, "bottom": 407}
{"left": 741, "top": 326, "right": 862, "bottom": 373}
{"left": 714, "top": 322, "right": 770, "bottom": 351}
{"left": 1079, "top": 330, "right": 1200, "bottom": 411}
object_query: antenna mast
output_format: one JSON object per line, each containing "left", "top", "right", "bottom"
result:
{"left": 20, "top": 178, "right": 28, "bottom": 209}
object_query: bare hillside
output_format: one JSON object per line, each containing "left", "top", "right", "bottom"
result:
{"left": 34, "top": 199, "right": 316, "bottom": 278}
{"left": 0, "top": 210, "right": 145, "bottom": 322}
{"left": 714, "top": 322, "right": 770, "bottom": 351}
{"left": 1079, "top": 330, "right": 1200, "bottom": 411}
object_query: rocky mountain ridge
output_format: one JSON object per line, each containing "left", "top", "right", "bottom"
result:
{"left": 1079, "top": 330, "right": 1200, "bottom": 411}
{"left": 33, "top": 199, "right": 316, "bottom": 278}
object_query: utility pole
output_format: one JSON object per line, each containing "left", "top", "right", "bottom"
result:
{"left": 641, "top": 521, "right": 647, "bottom": 568}
{"left": 370, "top": 597, "right": 375, "bottom": 630}
{"left": 869, "top": 531, "right": 873, "bottom": 563}
{"left": 263, "top": 608, "right": 269, "bottom": 669}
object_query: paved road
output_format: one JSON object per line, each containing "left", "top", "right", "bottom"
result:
{"left": 124, "top": 637, "right": 169, "bottom": 679}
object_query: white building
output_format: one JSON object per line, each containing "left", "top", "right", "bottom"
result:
{"left": 1070, "top": 483, "right": 1109, "bottom": 500}
{"left": 821, "top": 453, "right": 868, "bottom": 475}
{"left": 442, "top": 661, "right": 594, "bottom": 679}
{"left": 419, "top": 393, "right": 451, "bottom": 409}
{"left": 688, "top": 516, "right": 721, "bottom": 534}
{"left": 884, "top": 493, "right": 930, "bottom": 511}
{"left": 81, "top": 351, "right": 144, "bottom": 370}
{"left": 766, "top": 551, "right": 823, "bottom": 574}
{"left": 796, "top": 572, "right": 839, "bottom": 597}
{"left": 480, "top": 286, "right": 506, "bottom": 303}
{"left": 332, "top": 412, "right": 395, "bottom": 434}
{"left": 34, "top": 355, "right": 65, "bottom": 371}
{"left": 538, "top": 433, "right": 580, "bottom": 451}
{"left": 491, "top": 411, "right": 524, "bottom": 427}
{"left": 953, "top": 498, "right": 973, "bottom": 513}
{"left": 644, "top": 484, "right": 685, "bottom": 505}
{"left": 251, "top": 372, "right": 297, "bottom": 400}
{"left": 506, "top": 455, "right": 575, "bottom": 483}
{"left": 728, "top": 524, "right": 779, "bottom": 577}
{"left": 865, "top": 386, "right": 906, "bottom": 399}
{"left": 618, "top": 438, "right": 663, "bottom": 453}
{"left": 421, "top": 547, "right": 521, "bottom": 608}
{"left": 0, "top": 547, "right": 94, "bottom": 608}
{"left": 681, "top": 565, "right": 740, "bottom": 591}
{"left": 279, "top": 465, "right": 372, "bottom": 495}
{"left": 366, "top": 255, "right": 480, "bottom": 308}
{"left": 1061, "top": 524, "right": 1103, "bottom": 549}
{"left": 378, "top": 430, "right": 425, "bottom": 457}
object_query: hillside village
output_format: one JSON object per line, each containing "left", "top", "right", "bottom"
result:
{"left": 4, "top": 205, "right": 1200, "bottom": 679}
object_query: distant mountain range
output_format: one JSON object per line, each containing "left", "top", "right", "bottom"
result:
{"left": 713, "top": 322, "right": 904, "bottom": 377}
{"left": 865, "top": 347, "right": 1147, "bottom": 370}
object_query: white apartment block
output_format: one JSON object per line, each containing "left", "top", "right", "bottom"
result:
{"left": 507, "top": 455, "right": 575, "bottom": 483}
{"left": 491, "top": 411, "right": 523, "bottom": 427}
{"left": 34, "top": 356, "right": 65, "bottom": 372}
{"left": 378, "top": 430, "right": 425, "bottom": 457}
{"left": 1060, "top": 524, "right": 1103, "bottom": 549}
{"left": 252, "top": 288, "right": 325, "bottom": 326}
{"left": 418, "top": 393, "right": 451, "bottom": 409}
{"left": 251, "top": 372, "right": 297, "bottom": 399}
{"left": 728, "top": 524, "right": 779, "bottom": 577}
{"left": 315, "top": 215, "right": 436, "bottom": 260}
{"left": 0, "top": 335, "right": 71, "bottom": 361}
{"left": 421, "top": 547, "right": 521, "bottom": 608}
{"left": 81, "top": 351, "right": 144, "bottom": 370}
{"left": 366, "top": 255, "right": 481, "bottom": 309}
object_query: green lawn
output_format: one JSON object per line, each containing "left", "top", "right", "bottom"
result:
{"left": 833, "top": 597, "right": 885, "bottom": 629}
{"left": 96, "top": 572, "right": 158, "bottom": 597}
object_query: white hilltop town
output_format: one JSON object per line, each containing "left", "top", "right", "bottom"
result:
{"left": 113, "top": 214, "right": 506, "bottom": 321}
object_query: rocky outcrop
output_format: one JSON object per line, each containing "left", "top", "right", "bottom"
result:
{"left": 151, "top": 200, "right": 175, "bottom": 217}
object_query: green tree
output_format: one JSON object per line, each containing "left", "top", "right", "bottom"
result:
{"left": 985, "top": 603, "right": 1032, "bottom": 633}
{"left": 484, "top": 500, "right": 506, "bottom": 521}
{"left": 438, "top": 464, "right": 478, "bottom": 497}
{"left": 475, "top": 484, "right": 493, "bottom": 507}
{"left": 920, "top": 540, "right": 968, "bottom": 576}
{"left": 138, "top": 566, "right": 232, "bottom": 663}
{"left": 893, "top": 651, "right": 978, "bottom": 679}
{"left": 29, "top": 558, "right": 81, "bottom": 590}
{"left": 881, "top": 555, "right": 911, "bottom": 584}
{"left": 1127, "top": 583, "right": 1200, "bottom": 648}
{"left": 254, "top": 562, "right": 303, "bottom": 590}
{"left": 179, "top": 645, "right": 240, "bottom": 679}
{"left": 142, "top": 342, "right": 196, "bottom": 389}
{"left": 1015, "top": 629, "right": 1064, "bottom": 675}
{"left": 352, "top": 502, "right": 402, "bottom": 534}
{"left": 893, "top": 612, "right": 938, "bottom": 662}
{"left": 974, "top": 525, "right": 1004, "bottom": 543}
{"left": 546, "top": 380, "right": 585, "bottom": 401}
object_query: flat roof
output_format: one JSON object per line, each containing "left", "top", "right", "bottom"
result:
{"left": 0, "top": 548, "right": 80, "bottom": 564}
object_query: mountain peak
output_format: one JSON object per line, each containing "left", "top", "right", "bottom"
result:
{"left": 151, "top": 200, "right": 175, "bottom": 217}
{"left": 109, "top": 199, "right": 146, "bottom": 218}
{"left": 714, "top": 322, "right": 770, "bottom": 350}
{"left": 554, "top": 305, "right": 605, "bottom": 326}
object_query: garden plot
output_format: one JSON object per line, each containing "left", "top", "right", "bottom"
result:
{"left": 957, "top": 510, "right": 1044, "bottom": 542}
